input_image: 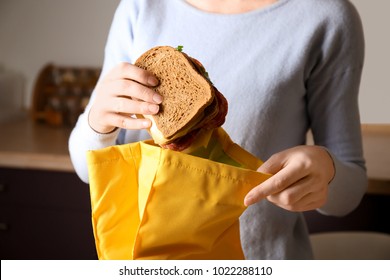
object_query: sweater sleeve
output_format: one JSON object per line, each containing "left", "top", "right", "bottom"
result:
{"left": 68, "top": 111, "right": 120, "bottom": 183}
{"left": 68, "top": 0, "right": 135, "bottom": 183}
{"left": 306, "top": 2, "right": 367, "bottom": 216}
{"left": 310, "top": 67, "right": 367, "bottom": 217}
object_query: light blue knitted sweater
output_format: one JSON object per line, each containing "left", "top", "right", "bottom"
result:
{"left": 69, "top": 0, "right": 367, "bottom": 259}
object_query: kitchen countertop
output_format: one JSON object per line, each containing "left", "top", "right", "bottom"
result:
{"left": 0, "top": 116, "right": 74, "bottom": 172}
{"left": 361, "top": 124, "right": 390, "bottom": 195}
{"left": 0, "top": 117, "right": 389, "bottom": 194}
{"left": 361, "top": 124, "right": 390, "bottom": 180}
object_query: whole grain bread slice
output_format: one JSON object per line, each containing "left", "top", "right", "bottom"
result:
{"left": 134, "top": 46, "right": 214, "bottom": 140}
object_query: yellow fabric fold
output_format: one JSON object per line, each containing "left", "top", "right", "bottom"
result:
{"left": 87, "top": 128, "right": 271, "bottom": 260}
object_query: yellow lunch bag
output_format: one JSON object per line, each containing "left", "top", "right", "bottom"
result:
{"left": 86, "top": 128, "right": 271, "bottom": 260}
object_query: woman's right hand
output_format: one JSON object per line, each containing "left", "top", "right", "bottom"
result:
{"left": 88, "top": 62, "right": 162, "bottom": 134}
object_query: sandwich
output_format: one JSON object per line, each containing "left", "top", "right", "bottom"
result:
{"left": 134, "top": 46, "right": 228, "bottom": 151}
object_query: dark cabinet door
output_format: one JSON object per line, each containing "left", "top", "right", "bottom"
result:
{"left": 0, "top": 168, "right": 97, "bottom": 260}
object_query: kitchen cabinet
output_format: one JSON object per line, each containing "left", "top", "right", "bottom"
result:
{"left": 0, "top": 167, "right": 97, "bottom": 260}
{"left": 304, "top": 192, "right": 390, "bottom": 234}
{"left": 0, "top": 118, "right": 97, "bottom": 259}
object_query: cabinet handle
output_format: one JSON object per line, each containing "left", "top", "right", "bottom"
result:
{"left": 0, "top": 222, "right": 8, "bottom": 231}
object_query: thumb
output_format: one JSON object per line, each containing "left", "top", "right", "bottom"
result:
{"left": 257, "top": 153, "right": 284, "bottom": 175}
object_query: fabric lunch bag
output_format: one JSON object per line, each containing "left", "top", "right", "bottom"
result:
{"left": 86, "top": 128, "right": 271, "bottom": 259}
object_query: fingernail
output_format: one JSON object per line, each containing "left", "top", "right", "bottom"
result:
{"left": 153, "top": 93, "right": 163, "bottom": 103}
{"left": 148, "top": 76, "right": 159, "bottom": 86}
{"left": 148, "top": 104, "right": 159, "bottom": 113}
{"left": 142, "top": 119, "right": 151, "bottom": 128}
{"left": 244, "top": 194, "right": 254, "bottom": 206}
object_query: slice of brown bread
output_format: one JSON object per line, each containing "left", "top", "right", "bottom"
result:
{"left": 134, "top": 46, "right": 214, "bottom": 140}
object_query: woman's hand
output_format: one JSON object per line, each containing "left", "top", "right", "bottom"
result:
{"left": 88, "top": 62, "right": 162, "bottom": 134}
{"left": 244, "top": 145, "right": 335, "bottom": 212}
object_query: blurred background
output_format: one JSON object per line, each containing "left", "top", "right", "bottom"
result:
{"left": 0, "top": 0, "right": 389, "bottom": 260}
{"left": 0, "top": 0, "right": 389, "bottom": 123}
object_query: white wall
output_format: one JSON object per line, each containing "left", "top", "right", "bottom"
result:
{"left": 0, "top": 0, "right": 120, "bottom": 107}
{"left": 350, "top": 0, "right": 390, "bottom": 123}
{"left": 0, "top": 0, "right": 389, "bottom": 123}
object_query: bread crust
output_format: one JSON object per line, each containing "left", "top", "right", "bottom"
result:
{"left": 135, "top": 46, "right": 214, "bottom": 141}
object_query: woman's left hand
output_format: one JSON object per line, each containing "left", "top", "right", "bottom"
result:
{"left": 244, "top": 145, "right": 335, "bottom": 212}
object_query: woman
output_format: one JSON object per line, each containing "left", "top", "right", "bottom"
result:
{"left": 69, "top": 0, "right": 367, "bottom": 259}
